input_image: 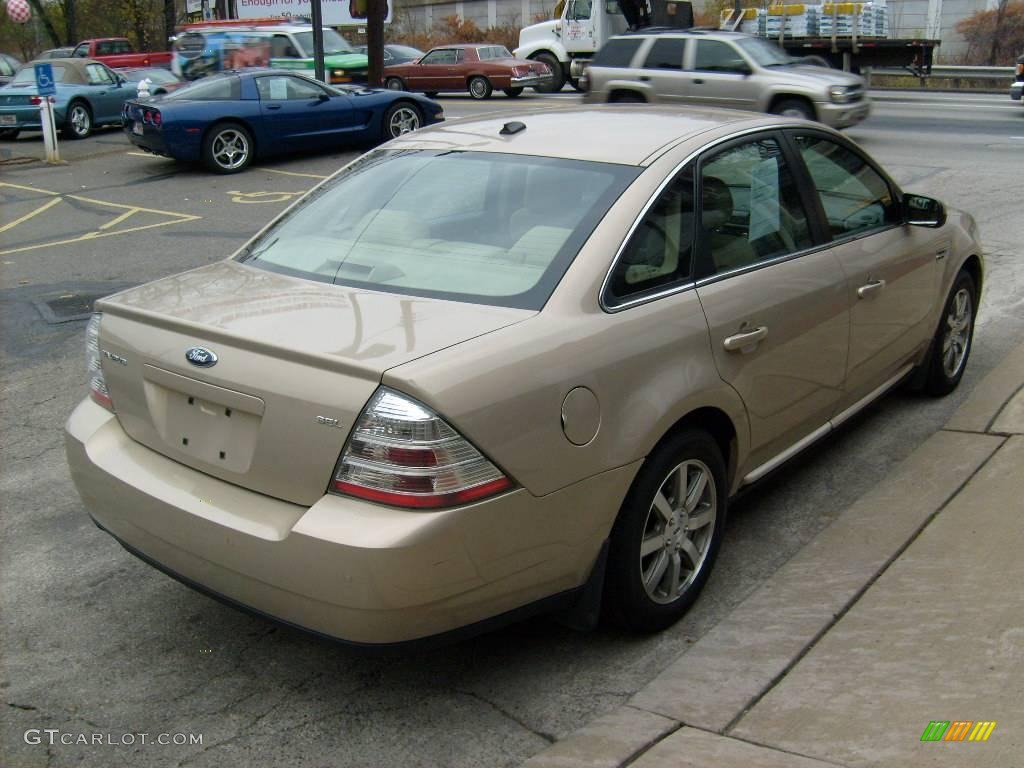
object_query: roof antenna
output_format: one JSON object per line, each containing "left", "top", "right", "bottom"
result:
{"left": 500, "top": 121, "right": 526, "bottom": 135}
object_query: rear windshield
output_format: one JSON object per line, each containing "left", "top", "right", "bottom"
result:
{"left": 13, "top": 64, "right": 72, "bottom": 84}
{"left": 592, "top": 38, "right": 644, "bottom": 68}
{"left": 239, "top": 150, "right": 640, "bottom": 310}
{"left": 477, "top": 46, "right": 513, "bottom": 60}
{"left": 165, "top": 75, "right": 240, "bottom": 100}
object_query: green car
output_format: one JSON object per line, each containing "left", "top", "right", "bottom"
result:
{"left": 172, "top": 23, "right": 368, "bottom": 86}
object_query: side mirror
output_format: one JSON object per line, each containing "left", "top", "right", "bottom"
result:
{"left": 318, "top": 92, "right": 330, "bottom": 101}
{"left": 904, "top": 194, "right": 946, "bottom": 228}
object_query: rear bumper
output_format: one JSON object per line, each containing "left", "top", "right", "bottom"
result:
{"left": 65, "top": 398, "right": 635, "bottom": 644}
{"left": 816, "top": 98, "right": 871, "bottom": 128}
{"left": 124, "top": 123, "right": 199, "bottom": 161}
{"left": 512, "top": 72, "right": 555, "bottom": 89}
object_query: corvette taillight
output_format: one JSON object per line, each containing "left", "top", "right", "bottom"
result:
{"left": 332, "top": 389, "right": 512, "bottom": 509}
{"left": 85, "top": 313, "right": 114, "bottom": 411}
{"left": 151, "top": 110, "right": 161, "bottom": 126}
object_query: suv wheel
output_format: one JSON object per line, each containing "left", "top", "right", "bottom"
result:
{"left": 772, "top": 97, "right": 814, "bottom": 120}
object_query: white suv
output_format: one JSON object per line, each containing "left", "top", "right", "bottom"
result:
{"left": 582, "top": 29, "right": 869, "bottom": 129}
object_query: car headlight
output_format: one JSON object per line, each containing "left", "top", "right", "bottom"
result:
{"left": 332, "top": 69, "right": 346, "bottom": 77}
{"left": 85, "top": 313, "right": 114, "bottom": 411}
{"left": 829, "top": 85, "right": 856, "bottom": 103}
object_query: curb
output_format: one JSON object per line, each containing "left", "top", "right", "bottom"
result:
{"left": 517, "top": 341, "right": 1024, "bottom": 768}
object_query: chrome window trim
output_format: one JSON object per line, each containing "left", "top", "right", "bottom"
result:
{"left": 600, "top": 123, "right": 803, "bottom": 313}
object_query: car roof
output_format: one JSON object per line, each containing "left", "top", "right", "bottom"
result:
{"left": 386, "top": 105, "right": 767, "bottom": 166}
{"left": 182, "top": 23, "right": 312, "bottom": 34}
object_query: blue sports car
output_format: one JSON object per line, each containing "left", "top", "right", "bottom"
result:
{"left": 0, "top": 58, "right": 136, "bottom": 139}
{"left": 122, "top": 69, "right": 445, "bottom": 173}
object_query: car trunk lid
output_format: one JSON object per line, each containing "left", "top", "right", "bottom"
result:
{"left": 96, "top": 260, "right": 532, "bottom": 506}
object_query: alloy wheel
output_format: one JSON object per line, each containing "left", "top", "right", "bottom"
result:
{"left": 942, "top": 287, "right": 973, "bottom": 378}
{"left": 388, "top": 106, "right": 420, "bottom": 137}
{"left": 70, "top": 104, "right": 91, "bottom": 137}
{"left": 639, "top": 460, "right": 717, "bottom": 605}
{"left": 211, "top": 129, "right": 249, "bottom": 171}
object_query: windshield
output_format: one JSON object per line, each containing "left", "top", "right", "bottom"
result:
{"left": 734, "top": 37, "right": 792, "bottom": 66}
{"left": 239, "top": 150, "right": 640, "bottom": 310}
{"left": 294, "top": 30, "right": 355, "bottom": 56}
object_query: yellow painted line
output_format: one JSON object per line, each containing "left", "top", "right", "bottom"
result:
{"left": 0, "top": 181, "right": 61, "bottom": 196}
{"left": 261, "top": 167, "right": 328, "bottom": 179}
{"left": 0, "top": 218, "right": 203, "bottom": 256}
{"left": 68, "top": 194, "right": 199, "bottom": 220}
{"left": 98, "top": 208, "right": 139, "bottom": 231}
{"left": 0, "top": 197, "right": 62, "bottom": 234}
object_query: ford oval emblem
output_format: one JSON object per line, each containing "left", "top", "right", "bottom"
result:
{"left": 185, "top": 346, "right": 218, "bottom": 368}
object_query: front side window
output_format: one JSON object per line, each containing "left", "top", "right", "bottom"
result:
{"left": 256, "top": 75, "right": 326, "bottom": 101}
{"left": 794, "top": 135, "right": 899, "bottom": 240}
{"left": 85, "top": 63, "right": 114, "bottom": 85}
{"left": 643, "top": 38, "right": 686, "bottom": 71}
{"left": 271, "top": 35, "right": 296, "bottom": 58}
{"left": 606, "top": 166, "right": 695, "bottom": 307}
{"left": 591, "top": 37, "right": 643, "bottom": 68}
{"left": 567, "top": 0, "right": 593, "bottom": 20}
{"left": 693, "top": 40, "right": 749, "bottom": 74}
{"left": 240, "top": 150, "right": 640, "bottom": 310}
{"left": 697, "top": 136, "right": 812, "bottom": 277}
{"left": 421, "top": 49, "right": 457, "bottom": 65}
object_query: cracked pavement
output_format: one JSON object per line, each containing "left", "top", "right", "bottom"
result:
{"left": 2, "top": 94, "right": 1023, "bottom": 767}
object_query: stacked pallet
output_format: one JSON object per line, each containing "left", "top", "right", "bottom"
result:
{"left": 721, "top": 0, "right": 890, "bottom": 38}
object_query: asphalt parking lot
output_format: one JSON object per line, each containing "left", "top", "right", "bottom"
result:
{"left": 2, "top": 92, "right": 1023, "bottom": 768}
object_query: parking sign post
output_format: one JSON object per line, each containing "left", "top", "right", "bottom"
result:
{"left": 34, "top": 63, "right": 59, "bottom": 163}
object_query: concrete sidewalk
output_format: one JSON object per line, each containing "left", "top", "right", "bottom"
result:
{"left": 521, "top": 342, "right": 1024, "bottom": 768}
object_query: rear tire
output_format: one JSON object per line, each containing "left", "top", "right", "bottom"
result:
{"left": 504, "top": 87, "right": 524, "bottom": 98}
{"left": 385, "top": 77, "right": 405, "bottom": 91}
{"left": 771, "top": 97, "right": 815, "bottom": 120}
{"left": 532, "top": 52, "right": 565, "bottom": 93}
{"left": 922, "top": 270, "right": 977, "bottom": 396}
{"left": 0, "top": 128, "right": 19, "bottom": 140}
{"left": 202, "top": 121, "right": 253, "bottom": 174}
{"left": 63, "top": 100, "right": 92, "bottom": 139}
{"left": 604, "top": 429, "right": 727, "bottom": 633}
{"left": 468, "top": 76, "right": 492, "bottom": 100}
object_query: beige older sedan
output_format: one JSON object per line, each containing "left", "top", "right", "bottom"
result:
{"left": 66, "top": 107, "right": 982, "bottom": 645}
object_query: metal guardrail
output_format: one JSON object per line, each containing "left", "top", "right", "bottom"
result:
{"left": 868, "top": 65, "right": 1015, "bottom": 80}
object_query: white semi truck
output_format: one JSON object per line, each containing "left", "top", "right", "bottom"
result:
{"left": 515, "top": 0, "right": 693, "bottom": 92}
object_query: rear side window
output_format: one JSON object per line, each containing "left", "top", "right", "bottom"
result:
{"left": 606, "top": 166, "right": 695, "bottom": 306}
{"left": 643, "top": 38, "right": 686, "bottom": 71}
{"left": 593, "top": 38, "right": 644, "bottom": 68}
{"left": 166, "top": 75, "right": 241, "bottom": 100}
{"left": 793, "top": 135, "right": 899, "bottom": 240}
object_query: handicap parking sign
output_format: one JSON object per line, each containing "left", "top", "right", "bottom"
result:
{"left": 35, "top": 63, "right": 56, "bottom": 96}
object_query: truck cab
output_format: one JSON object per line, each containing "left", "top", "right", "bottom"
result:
{"left": 515, "top": 0, "right": 630, "bottom": 91}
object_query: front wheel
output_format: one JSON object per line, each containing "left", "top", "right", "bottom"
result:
{"left": 532, "top": 52, "right": 565, "bottom": 93}
{"left": 382, "top": 102, "right": 421, "bottom": 140}
{"left": 468, "top": 76, "right": 492, "bottom": 100}
{"left": 503, "top": 87, "right": 524, "bottom": 98}
{"left": 604, "top": 429, "right": 727, "bottom": 633}
{"left": 771, "top": 97, "right": 815, "bottom": 120}
{"left": 385, "top": 77, "right": 405, "bottom": 91}
{"left": 63, "top": 101, "right": 92, "bottom": 139}
{"left": 922, "top": 270, "right": 977, "bottom": 396}
{"left": 202, "top": 122, "right": 253, "bottom": 174}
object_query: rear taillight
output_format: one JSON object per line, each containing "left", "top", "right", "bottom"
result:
{"left": 29, "top": 96, "right": 42, "bottom": 105}
{"left": 85, "top": 313, "right": 114, "bottom": 411}
{"left": 151, "top": 110, "right": 161, "bottom": 126}
{"left": 332, "top": 388, "right": 512, "bottom": 509}
{"left": 512, "top": 66, "right": 527, "bottom": 77}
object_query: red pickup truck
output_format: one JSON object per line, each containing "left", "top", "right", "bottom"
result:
{"left": 71, "top": 38, "right": 172, "bottom": 69}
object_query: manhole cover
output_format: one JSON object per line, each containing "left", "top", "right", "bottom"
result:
{"left": 33, "top": 292, "right": 105, "bottom": 324}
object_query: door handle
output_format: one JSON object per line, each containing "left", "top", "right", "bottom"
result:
{"left": 693, "top": 78, "right": 705, "bottom": 85}
{"left": 723, "top": 326, "right": 768, "bottom": 352}
{"left": 857, "top": 279, "right": 886, "bottom": 299}
{"left": 266, "top": 104, "right": 281, "bottom": 110}
{"left": 639, "top": 76, "right": 650, "bottom": 81}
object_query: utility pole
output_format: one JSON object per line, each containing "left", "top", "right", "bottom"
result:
{"left": 310, "top": 0, "right": 326, "bottom": 83}
{"left": 366, "top": 0, "right": 385, "bottom": 88}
